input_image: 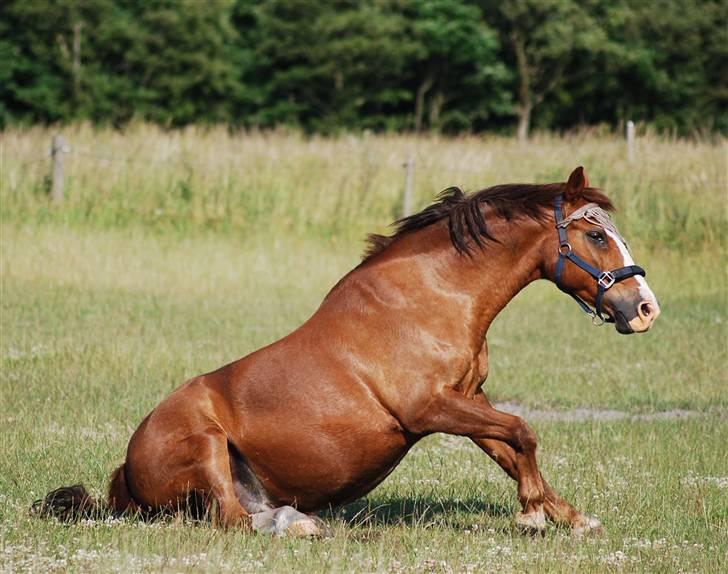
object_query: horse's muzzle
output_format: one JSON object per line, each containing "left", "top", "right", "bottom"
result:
{"left": 609, "top": 294, "right": 661, "bottom": 334}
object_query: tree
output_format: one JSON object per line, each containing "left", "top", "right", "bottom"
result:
{"left": 122, "top": 0, "right": 242, "bottom": 126}
{"left": 0, "top": 0, "right": 244, "bottom": 126}
{"left": 479, "top": 0, "right": 605, "bottom": 140}
{"left": 0, "top": 0, "right": 724, "bottom": 134}
{"left": 597, "top": 0, "right": 728, "bottom": 133}
{"left": 247, "top": 0, "right": 419, "bottom": 131}
{"left": 408, "top": 0, "right": 511, "bottom": 132}
{"left": 537, "top": 0, "right": 728, "bottom": 134}
{"left": 0, "top": 0, "right": 96, "bottom": 125}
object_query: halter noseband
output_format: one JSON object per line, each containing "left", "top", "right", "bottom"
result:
{"left": 553, "top": 195, "right": 645, "bottom": 325}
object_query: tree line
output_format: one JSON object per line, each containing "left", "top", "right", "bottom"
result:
{"left": 1, "top": 0, "right": 726, "bottom": 137}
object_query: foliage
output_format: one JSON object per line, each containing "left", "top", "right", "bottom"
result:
{"left": 478, "top": 0, "right": 607, "bottom": 139}
{"left": 541, "top": 0, "right": 728, "bottom": 134}
{"left": 247, "top": 0, "right": 421, "bottom": 131}
{"left": 0, "top": 0, "right": 725, "bottom": 135}
{"left": 408, "top": 0, "right": 511, "bottom": 132}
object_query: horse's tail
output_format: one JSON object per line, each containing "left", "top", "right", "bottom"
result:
{"left": 31, "top": 464, "right": 139, "bottom": 522}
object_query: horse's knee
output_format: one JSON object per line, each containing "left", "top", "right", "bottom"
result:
{"left": 514, "top": 419, "right": 538, "bottom": 453}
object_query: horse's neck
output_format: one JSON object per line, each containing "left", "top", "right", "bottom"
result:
{"left": 434, "top": 216, "right": 548, "bottom": 343}
{"left": 347, "top": 217, "right": 548, "bottom": 348}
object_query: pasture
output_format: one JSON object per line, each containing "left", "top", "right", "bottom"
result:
{"left": 1, "top": 127, "right": 726, "bottom": 572}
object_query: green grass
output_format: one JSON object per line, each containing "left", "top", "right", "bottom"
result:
{"left": 1, "top": 129, "right": 726, "bottom": 572}
{"left": 3, "top": 225, "right": 724, "bottom": 415}
{"left": 1, "top": 420, "right": 726, "bottom": 573}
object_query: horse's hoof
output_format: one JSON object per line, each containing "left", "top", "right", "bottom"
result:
{"left": 251, "top": 506, "right": 323, "bottom": 537}
{"left": 572, "top": 515, "right": 603, "bottom": 537}
{"left": 286, "top": 516, "right": 324, "bottom": 537}
{"left": 515, "top": 508, "right": 546, "bottom": 536}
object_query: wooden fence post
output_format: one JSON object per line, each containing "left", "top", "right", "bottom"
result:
{"left": 626, "top": 120, "right": 635, "bottom": 163}
{"left": 51, "top": 135, "right": 66, "bottom": 203}
{"left": 402, "top": 151, "right": 415, "bottom": 217}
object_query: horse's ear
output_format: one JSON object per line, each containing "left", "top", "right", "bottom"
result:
{"left": 565, "top": 166, "right": 589, "bottom": 200}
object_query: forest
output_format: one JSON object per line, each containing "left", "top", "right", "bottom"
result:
{"left": 2, "top": 0, "right": 726, "bottom": 136}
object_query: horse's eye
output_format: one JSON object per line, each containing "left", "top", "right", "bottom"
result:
{"left": 586, "top": 230, "right": 606, "bottom": 244}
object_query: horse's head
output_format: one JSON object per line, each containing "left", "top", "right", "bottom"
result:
{"left": 548, "top": 167, "right": 660, "bottom": 334}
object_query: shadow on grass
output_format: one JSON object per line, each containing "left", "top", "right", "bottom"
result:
{"left": 31, "top": 486, "right": 513, "bottom": 534}
{"left": 323, "top": 496, "right": 513, "bottom": 529}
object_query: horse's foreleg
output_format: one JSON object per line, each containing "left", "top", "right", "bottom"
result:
{"left": 471, "top": 437, "right": 602, "bottom": 534}
{"left": 413, "top": 388, "right": 546, "bottom": 532}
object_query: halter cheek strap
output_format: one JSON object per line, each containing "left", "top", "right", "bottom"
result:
{"left": 553, "top": 195, "right": 645, "bottom": 324}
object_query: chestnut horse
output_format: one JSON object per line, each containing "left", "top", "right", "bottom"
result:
{"left": 35, "top": 167, "right": 660, "bottom": 536}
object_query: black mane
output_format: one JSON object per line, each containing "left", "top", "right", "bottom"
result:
{"left": 363, "top": 183, "right": 613, "bottom": 260}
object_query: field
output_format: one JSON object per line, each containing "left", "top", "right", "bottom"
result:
{"left": 1, "top": 126, "right": 726, "bottom": 572}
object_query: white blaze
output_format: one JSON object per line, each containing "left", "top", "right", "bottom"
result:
{"left": 604, "top": 228, "right": 659, "bottom": 309}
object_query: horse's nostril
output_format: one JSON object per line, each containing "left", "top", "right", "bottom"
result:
{"left": 639, "top": 302, "right": 652, "bottom": 318}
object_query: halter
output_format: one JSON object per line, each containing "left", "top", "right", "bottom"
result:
{"left": 553, "top": 195, "right": 645, "bottom": 325}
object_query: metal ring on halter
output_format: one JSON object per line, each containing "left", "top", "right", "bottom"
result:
{"left": 591, "top": 314, "right": 605, "bottom": 326}
{"left": 598, "top": 271, "right": 615, "bottom": 289}
{"left": 558, "top": 243, "right": 572, "bottom": 255}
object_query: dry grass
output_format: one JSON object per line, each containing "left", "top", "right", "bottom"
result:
{"left": 2, "top": 125, "right": 725, "bottom": 249}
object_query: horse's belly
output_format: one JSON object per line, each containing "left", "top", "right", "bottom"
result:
{"left": 236, "top": 418, "right": 412, "bottom": 512}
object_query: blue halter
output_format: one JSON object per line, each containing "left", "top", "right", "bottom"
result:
{"left": 553, "top": 195, "right": 646, "bottom": 324}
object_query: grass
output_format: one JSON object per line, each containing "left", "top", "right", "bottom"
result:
{"left": 1, "top": 127, "right": 726, "bottom": 572}
{"left": 2, "top": 125, "right": 725, "bottom": 249}
{"left": 2, "top": 420, "right": 726, "bottom": 573}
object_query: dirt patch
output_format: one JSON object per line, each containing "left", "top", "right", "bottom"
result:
{"left": 493, "top": 401, "right": 704, "bottom": 423}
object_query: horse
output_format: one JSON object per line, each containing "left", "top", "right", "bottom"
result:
{"left": 34, "top": 166, "right": 660, "bottom": 536}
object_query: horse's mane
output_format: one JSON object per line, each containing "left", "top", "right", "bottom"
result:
{"left": 363, "top": 183, "right": 613, "bottom": 260}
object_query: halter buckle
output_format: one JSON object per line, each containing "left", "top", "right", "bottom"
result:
{"left": 558, "top": 242, "right": 572, "bottom": 255}
{"left": 598, "top": 271, "right": 615, "bottom": 289}
{"left": 591, "top": 314, "right": 605, "bottom": 326}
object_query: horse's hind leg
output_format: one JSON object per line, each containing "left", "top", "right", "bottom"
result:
{"left": 472, "top": 437, "right": 602, "bottom": 535}
{"left": 194, "top": 431, "right": 252, "bottom": 529}
{"left": 127, "top": 425, "right": 250, "bottom": 529}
